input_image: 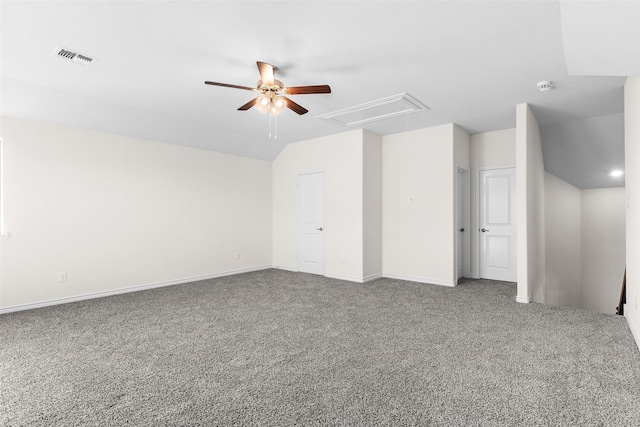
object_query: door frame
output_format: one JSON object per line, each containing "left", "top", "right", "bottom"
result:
{"left": 456, "top": 165, "right": 471, "bottom": 281}
{"left": 475, "top": 165, "right": 516, "bottom": 280}
{"left": 297, "top": 170, "right": 326, "bottom": 275}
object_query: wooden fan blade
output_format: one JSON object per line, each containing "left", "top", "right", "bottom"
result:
{"left": 238, "top": 98, "right": 258, "bottom": 111}
{"left": 257, "top": 61, "right": 277, "bottom": 86}
{"left": 283, "top": 97, "right": 308, "bottom": 115}
{"left": 205, "top": 81, "right": 255, "bottom": 91}
{"left": 284, "top": 85, "right": 332, "bottom": 95}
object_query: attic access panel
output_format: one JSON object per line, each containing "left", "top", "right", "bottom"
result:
{"left": 318, "top": 93, "right": 429, "bottom": 127}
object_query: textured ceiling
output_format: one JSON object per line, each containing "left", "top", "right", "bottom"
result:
{"left": 1, "top": 1, "right": 637, "bottom": 188}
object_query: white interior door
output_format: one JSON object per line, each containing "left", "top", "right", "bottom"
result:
{"left": 297, "top": 172, "right": 324, "bottom": 275}
{"left": 479, "top": 167, "right": 517, "bottom": 282}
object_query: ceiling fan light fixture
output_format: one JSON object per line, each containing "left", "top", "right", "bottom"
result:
{"left": 256, "top": 95, "right": 271, "bottom": 113}
{"left": 269, "top": 99, "right": 286, "bottom": 115}
{"left": 256, "top": 94, "right": 287, "bottom": 115}
{"left": 272, "top": 97, "right": 287, "bottom": 113}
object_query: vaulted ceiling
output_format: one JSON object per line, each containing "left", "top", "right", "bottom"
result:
{"left": 1, "top": 1, "right": 638, "bottom": 188}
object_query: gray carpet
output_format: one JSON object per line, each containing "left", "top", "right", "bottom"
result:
{"left": 1, "top": 269, "right": 640, "bottom": 426}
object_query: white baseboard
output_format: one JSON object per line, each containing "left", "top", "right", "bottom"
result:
{"left": 324, "top": 273, "right": 366, "bottom": 283}
{"left": 272, "top": 267, "right": 381, "bottom": 284}
{"left": 272, "top": 265, "right": 298, "bottom": 273}
{"left": 382, "top": 273, "right": 456, "bottom": 287}
{"left": 516, "top": 295, "right": 530, "bottom": 304}
{"left": 0, "top": 265, "right": 272, "bottom": 315}
{"left": 273, "top": 270, "right": 382, "bottom": 284}
{"left": 625, "top": 306, "right": 640, "bottom": 353}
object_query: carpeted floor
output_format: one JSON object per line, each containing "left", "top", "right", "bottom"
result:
{"left": 1, "top": 269, "right": 640, "bottom": 426}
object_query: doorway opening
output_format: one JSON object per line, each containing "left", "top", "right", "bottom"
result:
{"left": 456, "top": 166, "right": 471, "bottom": 281}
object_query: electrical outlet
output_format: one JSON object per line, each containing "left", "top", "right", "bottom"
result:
{"left": 235, "top": 252, "right": 240, "bottom": 260}
{"left": 58, "top": 272, "right": 67, "bottom": 282}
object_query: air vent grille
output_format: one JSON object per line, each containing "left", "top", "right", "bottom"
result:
{"left": 53, "top": 46, "right": 96, "bottom": 66}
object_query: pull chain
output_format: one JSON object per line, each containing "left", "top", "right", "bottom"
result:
{"left": 274, "top": 114, "right": 278, "bottom": 142}
{"left": 267, "top": 113, "right": 278, "bottom": 142}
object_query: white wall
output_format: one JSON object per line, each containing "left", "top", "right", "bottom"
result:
{"left": 382, "top": 124, "right": 456, "bottom": 286}
{"left": 0, "top": 116, "right": 272, "bottom": 311}
{"left": 272, "top": 129, "right": 364, "bottom": 281}
{"left": 625, "top": 76, "right": 640, "bottom": 350}
{"left": 470, "top": 128, "right": 517, "bottom": 168}
{"left": 2, "top": 108, "right": 628, "bottom": 321}
{"left": 469, "top": 128, "right": 517, "bottom": 278}
{"left": 516, "top": 103, "right": 546, "bottom": 303}
{"left": 454, "top": 125, "right": 470, "bottom": 169}
{"left": 581, "top": 188, "right": 626, "bottom": 314}
{"left": 363, "top": 131, "right": 383, "bottom": 281}
{"left": 544, "top": 172, "right": 582, "bottom": 308}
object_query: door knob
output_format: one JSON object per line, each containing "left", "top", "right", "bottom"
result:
{"left": 481, "top": 228, "right": 490, "bottom": 232}
{"left": 459, "top": 228, "right": 465, "bottom": 232}
{"left": 316, "top": 227, "right": 323, "bottom": 231}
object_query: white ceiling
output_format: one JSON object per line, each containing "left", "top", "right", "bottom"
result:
{"left": 1, "top": 1, "right": 638, "bottom": 188}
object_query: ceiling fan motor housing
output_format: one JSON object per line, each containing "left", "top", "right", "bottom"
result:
{"left": 258, "top": 79, "right": 284, "bottom": 94}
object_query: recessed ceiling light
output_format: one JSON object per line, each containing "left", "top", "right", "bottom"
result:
{"left": 610, "top": 169, "right": 624, "bottom": 177}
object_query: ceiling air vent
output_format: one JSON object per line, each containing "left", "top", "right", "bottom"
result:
{"left": 53, "top": 46, "right": 96, "bottom": 66}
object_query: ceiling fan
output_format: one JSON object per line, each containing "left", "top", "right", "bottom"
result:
{"left": 205, "top": 61, "right": 331, "bottom": 115}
